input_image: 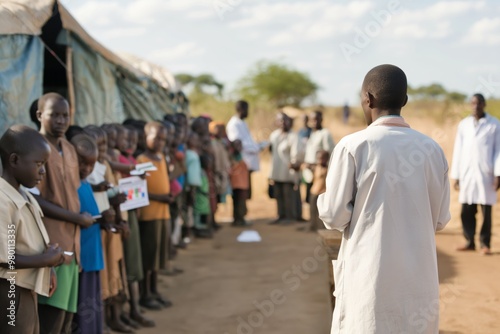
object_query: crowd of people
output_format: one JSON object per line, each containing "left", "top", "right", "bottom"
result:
{"left": 0, "top": 94, "right": 274, "bottom": 334}
{"left": 0, "top": 65, "right": 499, "bottom": 334}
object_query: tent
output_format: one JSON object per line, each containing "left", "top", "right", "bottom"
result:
{"left": 0, "top": 0, "right": 185, "bottom": 132}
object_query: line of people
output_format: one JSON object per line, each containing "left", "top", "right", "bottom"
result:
{"left": 0, "top": 93, "right": 256, "bottom": 334}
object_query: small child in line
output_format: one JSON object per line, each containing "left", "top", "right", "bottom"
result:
{"left": 309, "top": 150, "right": 330, "bottom": 232}
{"left": 0, "top": 125, "right": 65, "bottom": 334}
{"left": 230, "top": 140, "right": 250, "bottom": 227}
{"left": 136, "top": 122, "right": 173, "bottom": 310}
{"left": 71, "top": 134, "right": 114, "bottom": 334}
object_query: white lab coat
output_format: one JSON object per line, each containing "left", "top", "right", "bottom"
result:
{"left": 450, "top": 113, "right": 500, "bottom": 205}
{"left": 226, "top": 116, "right": 260, "bottom": 171}
{"left": 318, "top": 117, "right": 450, "bottom": 334}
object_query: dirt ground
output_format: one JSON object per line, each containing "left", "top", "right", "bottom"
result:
{"left": 138, "top": 117, "right": 500, "bottom": 334}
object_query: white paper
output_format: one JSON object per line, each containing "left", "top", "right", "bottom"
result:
{"left": 237, "top": 230, "right": 262, "bottom": 243}
{"left": 135, "top": 162, "right": 158, "bottom": 172}
{"left": 119, "top": 176, "right": 150, "bottom": 211}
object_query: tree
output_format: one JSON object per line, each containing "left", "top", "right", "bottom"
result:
{"left": 408, "top": 83, "right": 466, "bottom": 103}
{"left": 175, "top": 73, "right": 224, "bottom": 97}
{"left": 236, "top": 60, "right": 319, "bottom": 107}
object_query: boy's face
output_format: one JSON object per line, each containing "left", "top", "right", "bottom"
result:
{"left": 14, "top": 143, "right": 51, "bottom": 188}
{"left": 146, "top": 127, "right": 167, "bottom": 153}
{"left": 78, "top": 151, "right": 98, "bottom": 180}
{"left": 97, "top": 135, "right": 107, "bottom": 160}
{"left": 128, "top": 131, "right": 138, "bottom": 155}
{"left": 106, "top": 128, "right": 117, "bottom": 149}
{"left": 116, "top": 128, "right": 129, "bottom": 153}
{"left": 38, "top": 99, "right": 70, "bottom": 138}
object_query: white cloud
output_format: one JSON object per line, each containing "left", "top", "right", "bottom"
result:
{"left": 150, "top": 42, "right": 205, "bottom": 62}
{"left": 102, "top": 27, "right": 147, "bottom": 39}
{"left": 70, "top": 1, "right": 123, "bottom": 27}
{"left": 462, "top": 17, "right": 500, "bottom": 45}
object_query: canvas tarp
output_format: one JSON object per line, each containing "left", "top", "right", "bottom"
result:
{"left": 0, "top": 35, "right": 43, "bottom": 132}
{"left": 0, "top": 0, "right": 53, "bottom": 35}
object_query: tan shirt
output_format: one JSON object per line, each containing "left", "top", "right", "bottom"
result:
{"left": 0, "top": 178, "right": 51, "bottom": 296}
{"left": 37, "top": 137, "right": 81, "bottom": 264}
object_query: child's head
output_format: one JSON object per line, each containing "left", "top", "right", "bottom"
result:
{"left": 209, "top": 121, "right": 225, "bottom": 139}
{"left": 144, "top": 121, "right": 167, "bottom": 154}
{"left": 84, "top": 126, "right": 107, "bottom": 162}
{"left": 102, "top": 124, "right": 117, "bottom": 150}
{"left": 316, "top": 150, "right": 330, "bottom": 168}
{"left": 71, "top": 134, "right": 99, "bottom": 180}
{"left": 115, "top": 124, "right": 129, "bottom": 154}
{"left": 123, "top": 119, "right": 146, "bottom": 153}
{"left": 309, "top": 110, "right": 323, "bottom": 130}
{"left": 0, "top": 125, "right": 51, "bottom": 188}
{"left": 200, "top": 154, "right": 211, "bottom": 171}
{"left": 186, "top": 131, "right": 200, "bottom": 151}
{"left": 161, "top": 121, "right": 175, "bottom": 149}
{"left": 232, "top": 139, "right": 243, "bottom": 154}
{"left": 37, "top": 93, "right": 70, "bottom": 138}
{"left": 124, "top": 126, "right": 138, "bottom": 156}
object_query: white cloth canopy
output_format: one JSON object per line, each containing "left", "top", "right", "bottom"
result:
{"left": 318, "top": 117, "right": 450, "bottom": 333}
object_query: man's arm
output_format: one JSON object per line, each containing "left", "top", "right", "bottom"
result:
{"left": 493, "top": 123, "right": 500, "bottom": 190}
{"left": 436, "top": 163, "right": 451, "bottom": 232}
{"left": 33, "top": 195, "right": 93, "bottom": 228}
{"left": 317, "top": 144, "right": 356, "bottom": 231}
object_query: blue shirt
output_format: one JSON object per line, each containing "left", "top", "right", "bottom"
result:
{"left": 176, "top": 144, "right": 186, "bottom": 187}
{"left": 78, "top": 181, "right": 104, "bottom": 272}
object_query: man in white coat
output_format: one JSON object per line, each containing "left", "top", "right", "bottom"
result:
{"left": 318, "top": 64, "right": 450, "bottom": 333}
{"left": 451, "top": 93, "right": 500, "bottom": 255}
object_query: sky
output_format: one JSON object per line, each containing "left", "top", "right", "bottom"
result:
{"left": 60, "top": 0, "right": 500, "bottom": 106}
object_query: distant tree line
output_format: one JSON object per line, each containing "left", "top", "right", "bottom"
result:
{"left": 408, "top": 83, "right": 467, "bottom": 103}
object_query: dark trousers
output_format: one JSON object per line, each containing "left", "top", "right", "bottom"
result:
{"left": 305, "top": 182, "right": 312, "bottom": 204}
{"left": 72, "top": 271, "right": 103, "bottom": 334}
{"left": 461, "top": 203, "right": 492, "bottom": 248}
{"left": 294, "top": 185, "right": 303, "bottom": 220}
{"left": 274, "top": 182, "right": 295, "bottom": 220}
{"left": 38, "top": 304, "right": 73, "bottom": 334}
{"left": 309, "top": 194, "right": 323, "bottom": 231}
{"left": 233, "top": 189, "right": 248, "bottom": 223}
{"left": 0, "top": 278, "right": 39, "bottom": 334}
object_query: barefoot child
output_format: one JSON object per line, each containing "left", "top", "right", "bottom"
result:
{"left": 34, "top": 93, "right": 94, "bottom": 334}
{"left": 0, "top": 125, "right": 65, "bottom": 334}
{"left": 136, "top": 122, "right": 173, "bottom": 309}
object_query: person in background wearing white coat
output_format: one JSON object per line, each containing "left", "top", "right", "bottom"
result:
{"left": 226, "top": 100, "right": 266, "bottom": 199}
{"left": 451, "top": 93, "right": 500, "bottom": 255}
{"left": 318, "top": 64, "right": 450, "bottom": 333}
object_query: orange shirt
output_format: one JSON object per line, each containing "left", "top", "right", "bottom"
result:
{"left": 37, "top": 137, "right": 81, "bottom": 264}
{"left": 136, "top": 154, "right": 170, "bottom": 221}
{"left": 230, "top": 160, "right": 249, "bottom": 190}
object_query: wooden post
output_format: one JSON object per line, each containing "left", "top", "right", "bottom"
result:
{"left": 317, "top": 229, "right": 342, "bottom": 312}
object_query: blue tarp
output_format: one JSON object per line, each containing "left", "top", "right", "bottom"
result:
{"left": 0, "top": 34, "right": 43, "bottom": 132}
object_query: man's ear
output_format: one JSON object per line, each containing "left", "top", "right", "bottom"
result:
{"left": 36, "top": 110, "right": 42, "bottom": 122}
{"left": 402, "top": 95, "right": 408, "bottom": 107}
{"left": 366, "top": 92, "right": 375, "bottom": 109}
{"left": 8, "top": 153, "right": 19, "bottom": 168}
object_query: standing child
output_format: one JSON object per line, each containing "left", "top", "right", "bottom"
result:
{"left": 229, "top": 140, "right": 250, "bottom": 227}
{"left": 193, "top": 154, "right": 213, "bottom": 237}
{"left": 34, "top": 93, "right": 94, "bottom": 334}
{"left": 0, "top": 125, "right": 65, "bottom": 334}
{"left": 309, "top": 150, "right": 330, "bottom": 232}
{"left": 136, "top": 122, "right": 173, "bottom": 309}
{"left": 71, "top": 134, "right": 114, "bottom": 334}
{"left": 119, "top": 126, "right": 158, "bottom": 324}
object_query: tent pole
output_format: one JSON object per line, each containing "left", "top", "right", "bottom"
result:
{"left": 66, "top": 46, "right": 76, "bottom": 125}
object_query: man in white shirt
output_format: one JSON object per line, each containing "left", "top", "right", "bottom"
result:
{"left": 269, "top": 113, "right": 300, "bottom": 223}
{"left": 226, "top": 100, "right": 262, "bottom": 199}
{"left": 318, "top": 64, "right": 450, "bottom": 333}
{"left": 451, "top": 93, "right": 500, "bottom": 255}
{"left": 303, "top": 110, "right": 334, "bottom": 204}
